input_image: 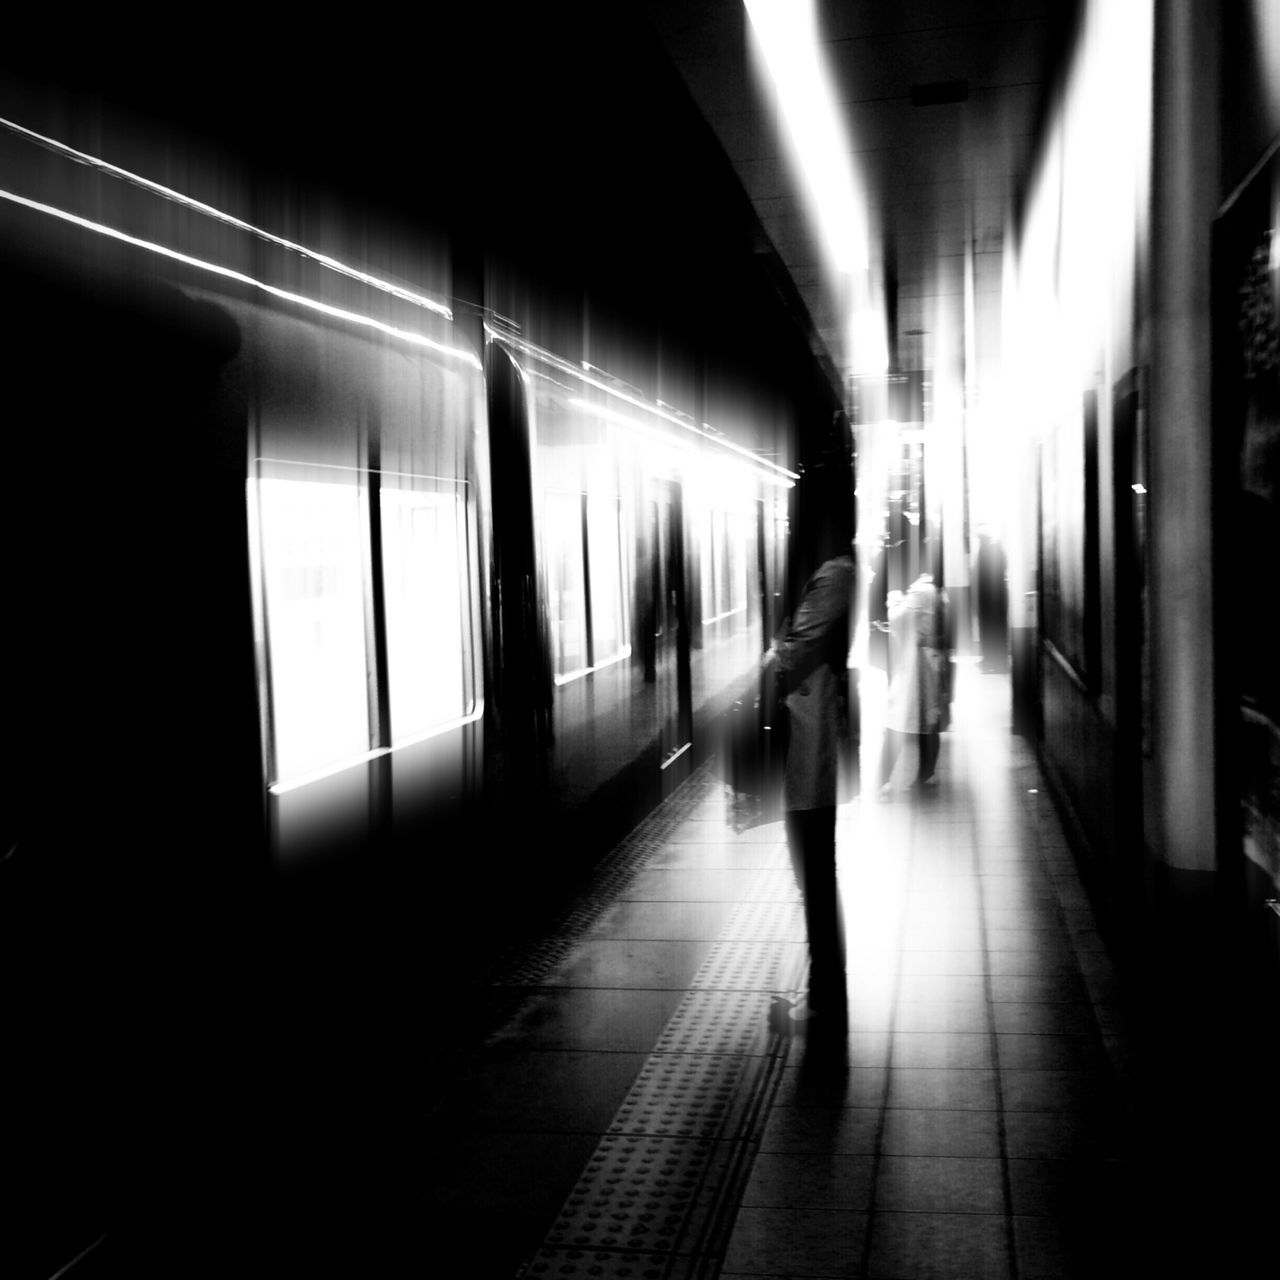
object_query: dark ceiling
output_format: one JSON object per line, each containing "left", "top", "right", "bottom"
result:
{"left": 0, "top": 3, "right": 1079, "bottom": 422}
{"left": 643, "top": 0, "right": 1081, "bottom": 396}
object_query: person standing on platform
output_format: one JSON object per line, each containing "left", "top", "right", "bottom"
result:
{"left": 763, "top": 531, "right": 855, "bottom": 1024}
{"left": 876, "top": 550, "right": 946, "bottom": 798}
{"left": 976, "top": 526, "right": 1009, "bottom": 673}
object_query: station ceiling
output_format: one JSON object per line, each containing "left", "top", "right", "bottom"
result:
{"left": 642, "top": 0, "right": 1080, "bottom": 403}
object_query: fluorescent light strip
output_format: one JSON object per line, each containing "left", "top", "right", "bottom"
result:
{"left": 255, "top": 457, "right": 469, "bottom": 487}
{"left": 490, "top": 325, "right": 799, "bottom": 483}
{"left": 744, "top": 0, "right": 868, "bottom": 274}
{"left": 566, "top": 396, "right": 793, "bottom": 490}
{"left": 0, "top": 189, "right": 481, "bottom": 369}
{"left": 0, "top": 115, "right": 453, "bottom": 319}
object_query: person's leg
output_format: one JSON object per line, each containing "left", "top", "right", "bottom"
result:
{"left": 917, "top": 730, "right": 940, "bottom": 783}
{"left": 878, "top": 729, "right": 904, "bottom": 796}
{"left": 784, "top": 809, "right": 807, "bottom": 899}
{"left": 789, "top": 806, "right": 846, "bottom": 1017}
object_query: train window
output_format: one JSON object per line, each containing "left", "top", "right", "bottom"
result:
{"left": 546, "top": 487, "right": 590, "bottom": 679}
{"left": 379, "top": 482, "right": 475, "bottom": 743}
{"left": 255, "top": 474, "right": 372, "bottom": 783}
{"left": 586, "top": 494, "right": 628, "bottom": 667}
{"left": 728, "top": 510, "right": 749, "bottom": 616}
{"left": 702, "top": 505, "right": 751, "bottom": 627}
{"left": 544, "top": 485, "right": 629, "bottom": 682}
{"left": 703, "top": 510, "right": 721, "bottom": 620}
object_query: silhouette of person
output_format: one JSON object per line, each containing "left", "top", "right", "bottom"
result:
{"left": 975, "top": 526, "right": 1009, "bottom": 673}
{"left": 876, "top": 545, "right": 946, "bottom": 798}
{"left": 764, "top": 531, "right": 854, "bottom": 1022}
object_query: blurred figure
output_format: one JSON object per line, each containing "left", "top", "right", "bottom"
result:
{"left": 876, "top": 561, "right": 946, "bottom": 798}
{"left": 975, "top": 526, "right": 1009, "bottom": 673}
{"left": 764, "top": 530, "right": 855, "bottom": 1023}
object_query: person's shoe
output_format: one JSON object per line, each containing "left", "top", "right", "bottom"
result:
{"left": 877, "top": 783, "right": 893, "bottom": 802}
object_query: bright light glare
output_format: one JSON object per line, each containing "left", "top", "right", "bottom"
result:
{"left": 745, "top": 0, "right": 867, "bottom": 274}
{"left": 0, "top": 115, "right": 453, "bottom": 319}
{"left": 380, "top": 487, "right": 472, "bottom": 742}
{"left": 256, "top": 477, "right": 371, "bottom": 783}
{"left": 0, "top": 189, "right": 480, "bottom": 369}
{"left": 493, "top": 331, "right": 798, "bottom": 485}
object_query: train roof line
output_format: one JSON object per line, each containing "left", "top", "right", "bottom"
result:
{"left": 485, "top": 321, "right": 800, "bottom": 485}
{"left": 0, "top": 114, "right": 455, "bottom": 322}
{"left": 0, "top": 188, "right": 482, "bottom": 371}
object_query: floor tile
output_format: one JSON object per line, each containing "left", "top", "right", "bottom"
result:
{"left": 893, "top": 998, "right": 992, "bottom": 1034}
{"left": 991, "top": 1001, "right": 1098, "bottom": 1036}
{"left": 999, "top": 1069, "right": 1117, "bottom": 1112}
{"left": 422, "top": 1130, "right": 603, "bottom": 1278}
{"left": 759, "top": 1105, "right": 881, "bottom": 1155}
{"left": 586, "top": 898, "right": 737, "bottom": 940}
{"left": 1002, "top": 1108, "right": 1129, "bottom": 1160}
{"left": 742, "top": 1152, "right": 876, "bottom": 1210}
{"left": 422, "top": 670, "right": 1173, "bottom": 1279}
{"left": 885, "top": 1067, "right": 1000, "bottom": 1111}
{"left": 896, "top": 973, "right": 989, "bottom": 1003}
{"left": 620, "top": 867, "right": 771, "bottom": 902}
{"left": 866, "top": 1210, "right": 1012, "bottom": 1280}
{"left": 891, "top": 1031, "right": 995, "bottom": 1069}
{"left": 774, "top": 1064, "right": 889, "bottom": 1109}
{"left": 485, "top": 986, "right": 685, "bottom": 1051}
{"left": 898, "top": 949, "right": 990, "bottom": 976}
{"left": 445, "top": 1048, "right": 647, "bottom": 1133}
{"left": 646, "top": 842, "right": 786, "bottom": 870}
{"left": 988, "top": 973, "right": 1090, "bottom": 1004}
{"left": 880, "top": 1107, "right": 1001, "bottom": 1157}
{"left": 995, "top": 1031, "right": 1107, "bottom": 1072}
{"left": 542, "top": 937, "right": 715, "bottom": 988}
{"left": 874, "top": 1154, "right": 1007, "bottom": 1213}
{"left": 720, "top": 1206, "right": 869, "bottom": 1276}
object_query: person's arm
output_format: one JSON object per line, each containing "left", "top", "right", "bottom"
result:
{"left": 775, "top": 561, "right": 851, "bottom": 688}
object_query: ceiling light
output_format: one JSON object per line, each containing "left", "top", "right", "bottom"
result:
{"left": 744, "top": 0, "right": 868, "bottom": 275}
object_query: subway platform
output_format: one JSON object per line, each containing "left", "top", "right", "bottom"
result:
{"left": 417, "top": 661, "right": 1191, "bottom": 1280}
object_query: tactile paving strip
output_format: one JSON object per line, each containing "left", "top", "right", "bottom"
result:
{"left": 480, "top": 762, "right": 726, "bottom": 988}
{"left": 518, "top": 1247, "right": 672, "bottom": 1279}
{"left": 608, "top": 1053, "right": 758, "bottom": 1141}
{"left": 512, "top": 753, "right": 808, "bottom": 1280}
{"left": 740, "top": 865, "right": 801, "bottom": 902}
{"left": 717, "top": 898, "right": 806, "bottom": 942}
{"left": 652, "top": 990, "right": 780, "bottom": 1057}
{"left": 690, "top": 940, "right": 807, "bottom": 992}
{"left": 540, "top": 1134, "right": 736, "bottom": 1254}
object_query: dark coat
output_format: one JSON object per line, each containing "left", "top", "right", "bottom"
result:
{"left": 774, "top": 554, "right": 855, "bottom": 810}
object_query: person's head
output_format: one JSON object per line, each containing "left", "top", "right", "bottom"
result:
{"left": 811, "top": 514, "right": 853, "bottom": 566}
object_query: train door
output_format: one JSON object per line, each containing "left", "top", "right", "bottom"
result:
{"left": 484, "top": 341, "right": 554, "bottom": 811}
{"left": 649, "top": 479, "right": 693, "bottom": 790}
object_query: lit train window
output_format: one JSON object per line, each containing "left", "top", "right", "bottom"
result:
{"left": 546, "top": 488, "right": 589, "bottom": 679}
{"left": 253, "top": 466, "right": 478, "bottom": 788}
{"left": 729, "top": 510, "right": 749, "bottom": 615}
{"left": 702, "top": 507, "right": 750, "bottom": 626}
{"left": 379, "top": 483, "right": 474, "bottom": 742}
{"left": 255, "top": 475, "right": 372, "bottom": 782}
{"left": 587, "top": 494, "right": 628, "bottom": 667}
{"left": 702, "top": 510, "right": 721, "bottom": 620}
{"left": 545, "top": 487, "right": 629, "bottom": 682}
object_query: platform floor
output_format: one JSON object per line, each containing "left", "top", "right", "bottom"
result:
{"left": 420, "top": 662, "right": 1173, "bottom": 1278}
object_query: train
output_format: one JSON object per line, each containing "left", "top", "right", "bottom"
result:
{"left": 0, "top": 105, "right": 811, "bottom": 870}
{"left": 0, "top": 26, "right": 852, "bottom": 1273}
